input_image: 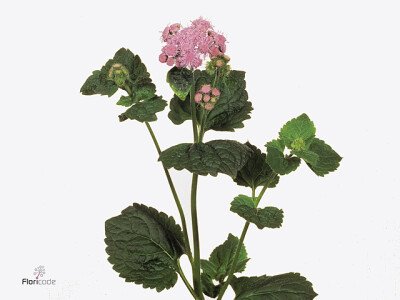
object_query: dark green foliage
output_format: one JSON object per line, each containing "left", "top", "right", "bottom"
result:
{"left": 231, "top": 195, "right": 284, "bottom": 229}
{"left": 201, "top": 273, "right": 222, "bottom": 298}
{"left": 201, "top": 234, "right": 249, "bottom": 283}
{"left": 234, "top": 142, "right": 279, "bottom": 189}
{"left": 205, "top": 71, "right": 253, "bottom": 131}
{"left": 266, "top": 139, "right": 301, "bottom": 175}
{"left": 81, "top": 48, "right": 165, "bottom": 122}
{"left": 305, "top": 138, "right": 342, "bottom": 176}
{"left": 231, "top": 273, "right": 318, "bottom": 300}
{"left": 105, "top": 203, "right": 185, "bottom": 292}
{"left": 168, "top": 70, "right": 253, "bottom": 132}
{"left": 159, "top": 140, "right": 253, "bottom": 178}
{"left": 167, "top": 67, "right": 194, "bottom": 100}
{"left": 119, "top": 96, "right": 167, "bottom": 123}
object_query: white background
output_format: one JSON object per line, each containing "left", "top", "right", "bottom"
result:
{"left": 1, "top": 0, "right": 399, "bottom": 299}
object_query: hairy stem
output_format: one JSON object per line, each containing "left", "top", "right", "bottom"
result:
{"left": 145, "top": 122, "right": 193, "bottom": 264}
{"left": 177, "top": 258, "right": 200, "bottom": 300}
{"left": 190, "top": 78, "right": 199, "bottom": 142}
{"left": 217, "top": 174, "right": 277, "bottom": 300}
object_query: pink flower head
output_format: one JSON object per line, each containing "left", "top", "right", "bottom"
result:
{"left": 159, "top": 53, "right": 167, "bottom": 63}
{"left": 163, "top": 44, "right": 177, "bottom": 56}
{"left": 160, "top": 17, "right": 227, "bottom": 69}
{"left": 211, "top": 88, "right": 220, "bottom": 96}
{"left": 209, "top": 46, "right": 220, "bottom": 57}
{"left": 166, "top": 57, "right": 175, "bottom": 66}
{"left": 203, "top": 94, "right": 211, "bottom": 102}
{"left": 201, "top": 85, "right": 211, "bottom": 93}
{"left": 194, "top": 93, "right": 202, "bottom": 103}
{"left": 205, "top": 103, "right": 214, "bottom": 111}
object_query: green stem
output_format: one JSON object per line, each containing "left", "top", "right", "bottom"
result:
{"left": 198, "top": 110, "right": 208, "bottom": 142}
{"left": 177, "top": 258, "right": 200, "bottom": 300}
{"left": 217, "top": 174, "right": 277, "bottom": 300}
{"left": 190, "top": 78, "right": 199, "bottom": 143}
{"left": 145, "top": 122, "right": 193, "bottom": 264}
{"left": 190, "top": 173, "right": 204, "bottom": 299}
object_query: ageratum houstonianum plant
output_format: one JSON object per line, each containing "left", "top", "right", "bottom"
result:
{"left": 81, "top": 18, "right": 342, "bottom": 300}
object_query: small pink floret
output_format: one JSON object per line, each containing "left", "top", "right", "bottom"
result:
{"left": 203, "top": 94, "right": 211, "bottom": 102}
{"left": 194, "top": 93, "right": 202, "bottom": 103}
{"left": 159, "top": 53, "right": 167, "bottom": 63}
{"left": 201, "top": 85, "right": 211, "bottom": 93}
{"left": 166, "top": 57, "right": 175, "bottom": 66}
{"left": 164, "top": 44, "right": 177, "bottom": 56}
{"left": 210, "top": 46, "right": 220, "bottom": 57}
{"left": 212, "top": 88, "right": 220, "bottom": 96}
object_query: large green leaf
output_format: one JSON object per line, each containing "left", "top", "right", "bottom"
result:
{"left": 279, "top": 114, "right": 316, "bottom": 150}
{"left": 80, "top": 69, "right": 118, "bottom": 97}
{"left": 205, "top": 71, "right": 253, "bottom": 132}
{"left": 119, "top": 96, "right": 167, "bottom": 122}
{"left": 167, "top": 67, "right": 194, "bottom": 100}
{"left": 231, "top": 195, "right": 284, "bottom": 229}
{"left": 234, "top": 142, "right": 279, "bottom": 189}
{"left": 168, "top": 93, "right": 193, "bottom": 125}
{"left": 265, "top": 139, "right": 301, "bottom": 175}
{"left": 159, "top": 140, "right": 253, "bottom": 178}
{"left": 105, "top": 203, "right": 185, "bottom": 292}
{"left": 304, "top": 138, "right": 342, "bottom": 176}
{"left": 201, "top": 234, "right": 249, "bottom": 282}
{"left": 231, "top": 273, "right": 318, "bottom": 300}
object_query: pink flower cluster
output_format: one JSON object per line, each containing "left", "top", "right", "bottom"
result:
{"left": 159, "top": 18, "right": 227, "bottom": 69}
{"left": 194, "top": 84, "right": 220, "bottom": 110}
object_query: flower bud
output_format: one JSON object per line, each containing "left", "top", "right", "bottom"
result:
{"left": 201, "top": 85, "right": 211, "bottom": 93}
{"left": 108, "top": 63, "right": 129, "bottom": 87}
{"left": 194, "top": 93, "right": 202, "bottom": 103}
{"left": 203, "top": 94, "right": 211, "bottom": 103}
{"left": 205, "top": 103, "right": 214, "bottom": 110}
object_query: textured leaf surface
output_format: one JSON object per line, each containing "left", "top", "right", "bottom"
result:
{"left": 279, "top": 114, "right": 316, "bottom": 149}
{"left": 234, "top": 142, "right": 279, "bottom": 189}
{"left": 231, "top": 273, "right": 318, "bottom": 300}
{"left": 167, "top": 67, "right": 194, "bottom": 100}
{"left": 266, "top": 140, "right": 301, "bottom": 175}
{"left": 159, "top": 140, "right": 253, "bottom": 178}
{"left": 231, "top": 195, "right": 284, "bottom": 229}
{"left": 201, "top": 234, "right": 249, "bottom": 282}
{"left": 205, "top": 71, "right": 253, "bottom": 131}
{"left": 105, "top": 203, "right": 185, "bottom": 292}
{"left": 167, "top": 70, "right": 253, "bottom": 131}
{"left": 117, "top": 95, "right": 134, "bottom": 107}
{"left": 119, "top": 96, "right": 167, "bottom": 123}
{"left": 80, "top": 70, "right": 118, "bottom": 97}
{"left": 201, "top": 273, "right": 222, "bottom": 298}
{"left": 305, "top": 138, "right": 342, "bottom": 176}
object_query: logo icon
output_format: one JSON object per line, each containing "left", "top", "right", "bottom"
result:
{"left": 33, "top": 265, "right": 45, "bottom": 279}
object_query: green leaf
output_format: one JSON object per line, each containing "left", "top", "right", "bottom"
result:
{"left": 116, "top": 95, "right": 134, "bottom": 107}
{"left": 80, "top": 70, "right": 118, "bottom": 97}
{"left": 168, "top": 94, "right": 193, "bottom": 125}
{"left": 105, "top": 203, "right": 185, "bottom": 292}
{"left": 234, "top": 142, "right": 279, "bottom": 189}
{"left": 206, "top": 71, "right": 253, "bottom": 132}
{"left": 291, "top": 150, "right": 319, "bottom": 165}
{"left": 130, "top": 78, "right": 156, "bottom": 102}
{"left": 167, "top": 67, "right": 194, "bottom": 100}
{"left": 231, "top": 273, "right": 318, "bottom": 300}
{"left": 231, "top": 195, "right": 284, "bottom": 229}
{"left": 305, "top": 138, "right": 342, "bottom": 176}
{"left": 119, "top": 96, "right": 167, "bottom": 123}
{"left": 279, "top": 114, "right": 316, "bottom": 150}
{"left": 201, "top": 273, "right": 222, "bottom": 298}
{"left": 159, "top": 140, "right": 253, "bottom": 178}
{"left": 201, "top": 234, "right": 249, "bottom": 282}
{"left": 266, "top": 139, "right": 301, "bottom": 175}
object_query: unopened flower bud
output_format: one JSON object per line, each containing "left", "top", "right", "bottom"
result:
{"left": 215, "top": 59, "right": 224, "bottom": 67}
{"left": 159, "top": 53, "right": 167, "bottom": 63}
{"left": 194, "top": 93, "right": 202, "bottom": 103}
{"left": 223, "top": 54, "right": 230, "bottom": 61}
{"left": 203, "top": 94, "right": 211, "bottom": 103}
{"left": 166, "top": 57, "right": 175, "bottom": 66}
{"left": 210, "top": 97, "right": 217, "bottom": 103}
{"left": 205, "top": 103, "right": 214, "bottom": 110}
{"left": 291, "top": 138, "right": 307, "bottom": 151}
{"left": 201, "top": 85, "right": 211, "bottom": 93}
{"left": 108, "top": 63, "right": 129, "bottom": 87}
{"left": 211, "top": 88, "right": 220, "bottom": 96}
